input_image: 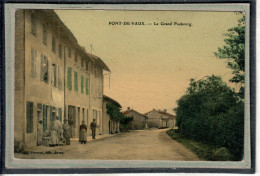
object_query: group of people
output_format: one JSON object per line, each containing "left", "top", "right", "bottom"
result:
{"left": 37, "top": 117, "right": 97, "bottom": 146}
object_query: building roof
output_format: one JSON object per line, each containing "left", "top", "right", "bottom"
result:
{"left": 103, "top": 95, "right": 122, "bottom": 108}
{"left": 144, "top": 109, "right": 176, "bottom": 119}
{"left": 37, "top": 9, "right": 110, "bottom": 72}
{"left": 88, "top": 54, "right": 111, "bottom": 72}
{"left": 122, "top": 109, "right": 147, "bottom": 118}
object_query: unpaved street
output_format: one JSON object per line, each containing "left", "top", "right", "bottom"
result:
{"left": 15, "top": 129, "right": 200, "bottom": 160}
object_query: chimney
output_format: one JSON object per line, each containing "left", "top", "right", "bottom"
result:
{"left": 164, "top": 109, "right": 167, "bottom": 113}
{"left": 127, "top": 107, "right": 131, "bottom": 111}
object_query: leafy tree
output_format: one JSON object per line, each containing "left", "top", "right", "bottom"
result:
{"left": 120, "top": 116, "right": 133, "bottom": 132}
{"left": 214, "top": 14, "right": 245, "bottom": 98}
{"left": 175, "top": 75, "right": 244, "bottom": 161}
{"left": 106, "top": 102, "right": 133, "bottom": 131}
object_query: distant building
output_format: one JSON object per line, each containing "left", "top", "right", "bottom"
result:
{"left": 102, "top": 95, "right": 121, "bottom": 134}
{"left": 122, "top": 107, "right": 147, "bottom": 130}
{"left": 144, "top": 109, "right": 176, "bottom": 128}
{"left": 14, "top": 9, "right": 110, "bottom": 148}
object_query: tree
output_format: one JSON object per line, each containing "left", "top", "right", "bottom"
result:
{"left": 106, "top": 102, "right": 133, "bottom": 132}
{"left": 175, "top": 75, "right": 244, "bottom": 160}
{"left": 214, "top": 14, "right": 245, "bottom": 98}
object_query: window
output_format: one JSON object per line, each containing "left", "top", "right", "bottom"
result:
{"left": 40, "top": 54, "right": 48, "bottom": 83}
{"left": 68, "top": 48, "right": 71, "bottom": 58}
{"left": 85, "top": 78, "right": 89, "bottom": 95}
{"left": 93, "top": 109, "right": 97, "bottom": 120}
{"left": 81, "top": 57, "right": 84, "bottom": 68}
{"left": 58, "top": 44, "right": 62, "bottom": 59}
{"left": 75, "top": 53, "right": 77, "bottom": 63}
{"left": 51, "top": 63, "right": 57, "bottom": 87}
{"left": 52, "top": 36, "right": 56, "bottom": 53}
{"left": 42, "top": 25, "right": 47, "bottom": 45}
{"left": 58, "top": 108, "right": 62, "bottom": 122}
{"left": 81, "top": 76, "right": 84, "bottom": 94}
{"left": 74, "top": 71, "right": 78, "bottom": 92}
{"left": 67, "top": 67, "right": 72, "bottom": 90}
{"left": 57, "top": 66, "right": 62, "bottom": 90}
{"left": 85, "top": 61, "right": 88, "bottom": 72}
{"left": 43, "top": 105, "right": 47, "bottom": 131}
{"left": 26, "top": 101, "right": 34, "bottom": 133}
{"left": 31, "top": 48, "right": 37, "bottom": 77}
{"left": 31, "top": 12, "right": 37, "bottom": 36}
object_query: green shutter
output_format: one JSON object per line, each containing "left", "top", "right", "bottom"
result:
{"left": 58, "top": 108, "right": 62, "bottom": 122}
{"left": 85, "top": 78, "right": 89, "bottom": 95}
{"left": 74, "top": 71, "right": 78, "bottom": 91}
{"left": 67, "top": 67, "right": 72, "bottom": 90}
{"left": 50, "top": 106, "right": 53, "bottom": 122}
{"left": 26, "top": 101, "right": 34, "bottom": 133}
{"left": 43, "top": 105, "right": 47, "bottom": 131}
{"left": 81, "top": 76, "right": 84, "bottom": 94}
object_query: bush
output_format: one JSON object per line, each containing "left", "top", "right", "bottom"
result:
{"left": 213, "top": 147, "right": 231, "bottom": 161}
{"left": 175, "top": 75, "right": 244, "bottom": 161}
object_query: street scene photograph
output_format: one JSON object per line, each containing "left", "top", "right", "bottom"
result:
{"left": 12, "top": 7, "right": 247, "bottom": 162}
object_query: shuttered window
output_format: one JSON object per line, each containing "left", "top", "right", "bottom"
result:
{"left": 51, "top": 63, "right": 57, "bottom": 87}
{"left": 50, "top": 106, "right": 53, "bottom": 122}
{"left": 31, "top": 12, "right": 37, "bottom": 36}
{"left": 58, "top": 44, "right": 62, "bottom": 59}
{"left": 43, "top": 105, "right": 47, "bottom": 131}
{"left": 26, "top": 101, "right": 34, "bottom": 133}
{"left": 41, "top": 55, "right": 49, "bottom": 83}
{"left": 52, "top": 36, "right": 56, "bottom": 53}
{"left": 81, "top": 76, "right": 84, "bottom": 94}
{"left": 42, "top": 25, "right": 47, "bottom": 45}
{"left": 31, "top": 48, "right": 37, "bottom": 77}
{"left": 74, "top": 71, "right": 78, "bottom": 92}
{"left": 58, "top": 108, "right": 62, "bottom": 122}
{"left": 67, "top": 67, "right": 72, "bottom": 90}
{"left": 85, "top": 78, "right": 89, "bottom": 95}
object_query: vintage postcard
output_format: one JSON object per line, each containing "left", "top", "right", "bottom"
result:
{"left": 3, "top": 2, "right": 254, "bottom": 173}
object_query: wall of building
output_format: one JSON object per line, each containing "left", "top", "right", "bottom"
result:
{"left": 146, "top": 110, "right": 163, "bottom": 128}
{"left": 14, "top": 10, "right": 26, "bottom": 144}
{"left": 167, "top": 118, "right": 176, "bottom": 128}
{"left": 126, "top": 111, "right": 146, "bottom": 130}
{"left": 102, "top": 100, "right": 119, "bottom": 134}
{"left": 15, "top": 10, "right": 106, "bottom": 148}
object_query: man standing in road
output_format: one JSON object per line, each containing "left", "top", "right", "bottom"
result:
{"left": 90, "top": 119, "right": 96, "bottom": 139}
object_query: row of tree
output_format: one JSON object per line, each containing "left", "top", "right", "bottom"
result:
{"left": 175, "top": 14, "right": 245, "bottom": 161}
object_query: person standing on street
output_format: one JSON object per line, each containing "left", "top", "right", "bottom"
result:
{"left": 62, "top": 119, "right": 71, "bottom": 145}
{"left": 79, "top": 121, "right": 87, "bottom": 144}
{"left": 37, "top": 120, "right": 43, "bottom": 146}
{"left": 90, "top": 119, "right": 96, "bottom": 139}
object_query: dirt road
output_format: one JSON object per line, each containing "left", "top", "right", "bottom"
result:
{"left": 15, "top": 128, "right": 200, "bottom": 160}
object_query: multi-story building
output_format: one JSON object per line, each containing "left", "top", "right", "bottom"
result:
{"left": 14, "top": 9, "right": 110, "bottom": 148}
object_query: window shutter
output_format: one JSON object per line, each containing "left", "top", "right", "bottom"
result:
{"left": 26, "top": 101, "right": 34, "bottom": 133}
{"left": 58, "top": 108, "right": 62, "bottom": 122}
{"left": 43, "top": 105, "right": 47, "bottom": 131}
{"left": 50, "top": 106, "right": 53, "bottom": 122}
{"left": 67, "top": 67, "right": 72, "bottom": 90}
{"left": 85, "top": 78, "right": 89, "bottom": 95}
{"left": 81, "top": 76, "right": 84, "bottom": 94}
{"left": 31, "top": 48, "right": 34, "bottom": 76}
{"left": 74, "top": 71, "right": 78, "bottom": 92}
{"left": 40, "top": 54, "right": 44, "bottom": 81}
